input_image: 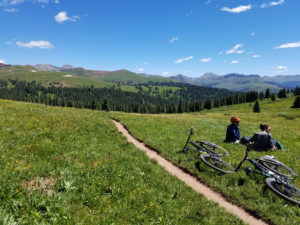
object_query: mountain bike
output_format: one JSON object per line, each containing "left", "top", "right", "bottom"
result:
{"left": 235, "top": 146, "right": 300, "bottom": 205}
{"left": 181, "top": 127, "right": 235, "bottom": 173}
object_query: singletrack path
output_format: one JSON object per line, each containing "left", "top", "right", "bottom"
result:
{"left": 112, "top": 119, "right": 268, "bottom": 225}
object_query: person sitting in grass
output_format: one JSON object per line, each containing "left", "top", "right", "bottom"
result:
{"left": 225, "top": 116, "right": 241, "bottom": 143}
{"left": 250, "top": 124, "right": 283, "bottom": 151}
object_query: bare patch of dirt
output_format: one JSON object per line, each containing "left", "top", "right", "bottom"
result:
{"left": 21, "top": 177, "right": 57, "bottom": 196}
{"left": 112, "top": 119, "right": 268, "bottom": 225}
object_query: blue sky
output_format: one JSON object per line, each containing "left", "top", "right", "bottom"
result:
{"left": 0, "top": 0, "right": 299, "bottom": 77}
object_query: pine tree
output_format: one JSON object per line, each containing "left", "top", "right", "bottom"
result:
{"left": 265, "top": 88, "right": 271, "bottom": 98}
{"left": 271, "top": 94, "right": 276, "bottom": 101}
{"left": 102, "top": 98, "right": 110, "bottom": 111}
{"left": 292, "top": 97, "right": 300, "bottom": 108}
{"left": 253, "top": 101, "right": 260, "bottom": 113}
{"left": 278, "top": 88, "right": 287, "bottom": 98}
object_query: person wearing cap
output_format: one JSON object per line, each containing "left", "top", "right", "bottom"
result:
{"left": 225, "top": 116, "right": 241, "bottom": 143}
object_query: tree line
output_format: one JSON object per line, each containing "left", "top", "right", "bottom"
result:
{"left": 0, "top": 79, "right": 296, "bottom": 113}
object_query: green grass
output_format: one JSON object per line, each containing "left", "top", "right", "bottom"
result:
{"left": 0, "top": 100, "right": 244, "bottom": 224}
{"left": 111, "top": 96, "right": 300, "bottom": 225}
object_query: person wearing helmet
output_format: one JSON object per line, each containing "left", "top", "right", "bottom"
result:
{"left": 225, "top": 116, "right": 241, "bottom": 143}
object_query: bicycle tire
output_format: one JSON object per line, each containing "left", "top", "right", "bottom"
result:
{"left": 265, "top": 178, "right": 300, "bottom": 205}
{"left": 258, "top": 157, "right": 297, "bottom": 178}
{"left": 198, "top": 141, "right": 229, "bottom": 156}
{"left": 200, "top": 154, "right": 235, "bottom": 173}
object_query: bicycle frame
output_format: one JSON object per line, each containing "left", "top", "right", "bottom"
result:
{"left": 181, "top": 127, "right": 219, "bottom": 156}
{"left": 235, "top": 147, "right": 291, "bottom": 181}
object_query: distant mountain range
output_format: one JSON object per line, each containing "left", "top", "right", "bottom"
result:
{"left": 4, "top": 64, "right": 299, "bottom": 92}
{"left": 169, "top": 73, "right": 300, "bottom": 92}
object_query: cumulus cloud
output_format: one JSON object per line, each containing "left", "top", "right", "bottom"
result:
{"left": 275, "top": 41, "right": 300, "bottom": 49}
{"left": 226, "top": 44, "right": 244, "bottom": 54}
{"left": 174, "top": 56, "right": 193, "bottom": 63}
{"left": 231, "top": 60, "right": 239, "bottom": 64}
{"left": 200, "top": 58, "right": 212, "bottom": 63}
{"left": 0, "top": 59, "right": 6, "bottom": 64}
{"left": 16, "top": 40, "right": 54, "bottom": 49}
{"left": 261, "top": 0, "right": 284, "bottom": 8}
{"left": 221, "top": 5, "right": 251, "bottom": 13}
{"left": 54, "top": 0, "right": 59, "bottom": 3}
{"left": 55, "top": 11, "right": 79, "bottom": 23}
{"left": 169, "top": 37, "right": 179, "bottom": 44}
{"left": 162, "top": 71, "right": 170, "bottom": 75}
{"left": 137, "top": 68, "right": 144, "bottom": 72}
{"left": 276, "top": 65, "right": 288, "bottom": 71}
{"left": 252, "top": 54, "right": 260, "bottom": 58}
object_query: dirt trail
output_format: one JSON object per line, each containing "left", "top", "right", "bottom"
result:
{"left": 112, "top": 120, "right": 268, "bottom": 225}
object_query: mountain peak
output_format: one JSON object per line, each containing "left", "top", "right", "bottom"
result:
{"left": 201, "top": 73, "right": 219, "bottom": 79}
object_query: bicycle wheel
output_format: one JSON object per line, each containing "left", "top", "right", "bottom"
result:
{"left": 200, "top": 154, "right": 235, "bottom": 173}
{"left": 265, "top": 178, "right": 300, "bottom": 205}
{"left": 258, "top": 157, "right": 297, "bottom": 178}
{"left": 198, "top": 141, "right": 229, "bottom": 156}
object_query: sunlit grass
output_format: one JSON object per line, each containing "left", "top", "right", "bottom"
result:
{"left": 0, "top": 100, "right": 244, "bottom": 224}
{"left": 112, "top": 95, "right": 300, "bottom": 225}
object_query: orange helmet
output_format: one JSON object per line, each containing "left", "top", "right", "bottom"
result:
{"left": 230, "top": 116, "right": 241, "bottom": 122}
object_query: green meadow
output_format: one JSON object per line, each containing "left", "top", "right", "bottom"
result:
{"left": 111, "top": 96, "right": 300, "bottom": 225}
{"left": 0, "top": 100, "right": 244, "bottom": 224}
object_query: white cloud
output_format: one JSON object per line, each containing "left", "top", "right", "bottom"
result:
{"left": 16, "top": 40, "right": 54, "bottom": 49}
{"left": 226, "top": 44, "right": 244, "bottom": 54}
{"left": 137, "top": 68, "right": 144, "bottom": 72}
{"left": 162, "top": 71, "right": 170, "bottom": 75}
{"left": 231, "top": 60, "right": 239, "bottom": 64}
{"left": 142, "top": 61, "right": 148, "bottom": 65}
{"left": 174, "top": 56, "right": 193, "bottom": 63}
{"left": 54, "top": 0, "right": 59, "bottom": 3}
{"left": 0, "top": 59, "right": 6, "bottom": 64}
{"left": 275, "top": 41, "right": 300, "bottom": 49}
{"left": 200, "top": 57, "right": 212, "bottom": 63}
{"left": 277, "top": 65, "right": 288, "bottom": 71}
{"left": 205, "top": 0, "right": 211, "bottom": 5}
{"left": 252, "top": 54, "right": 260, "bottom": 58}
{"left": 4, "top": 7, "right": 18, "bottom": 12}
{"left": 0, "top": 0, "right": 49, "bottom": 6}
{"left": 221, "top": 5, "right": 251, "bottom": 13}
{"left": 169, "top": 37, "right": 178, "bottom": 44}
{"left": 186, "top": 10, "right": 194, "bottom": 16}
{"left": 261, "top": 0, "right": 284, "bottom": 8}
{"left": 55, "top": 11, "right": 79, "bottom": 23}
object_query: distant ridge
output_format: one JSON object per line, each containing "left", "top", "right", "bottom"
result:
{"left": 169, "top": 72, "right": 300, "bottom": 92}
{"left": 7, "top": 63, "right": 300, "bottom": 92}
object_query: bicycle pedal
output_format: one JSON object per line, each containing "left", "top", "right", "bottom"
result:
{"left": 245, "top": 166, "right": 253, "bottom": 175}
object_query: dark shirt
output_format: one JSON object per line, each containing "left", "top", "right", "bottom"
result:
{"left": 250, "top": 131, "right": 275, "bottom": 151}
{"left": 225, "top": 124, "right": 240, "bottom": 142}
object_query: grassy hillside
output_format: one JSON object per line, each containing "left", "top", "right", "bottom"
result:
{"left": 0, "top": 65, "right": 115, "bottom": 88}
{"left": 111, "top": 96, "right": 300, "bottom": 225}
{"left": 0, "top": 100, "right": 244, "bottom": 224}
